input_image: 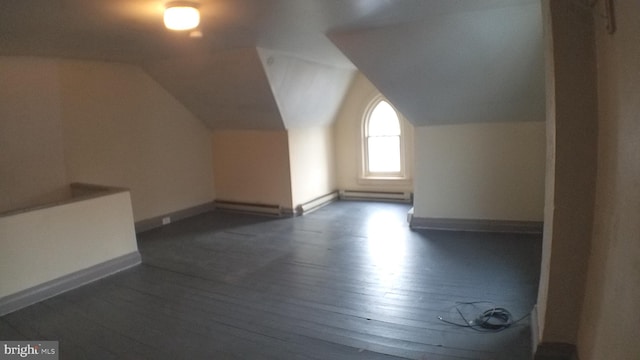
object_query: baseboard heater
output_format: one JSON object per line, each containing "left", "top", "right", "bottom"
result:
{"left": 296, "top": 192, "right": 338, "bottom": 215}
{"left": 214, "top": 200, "right": 283, "bottom": 216}
{"left": 339, "top": 190, "right": 412, "bottom": 203}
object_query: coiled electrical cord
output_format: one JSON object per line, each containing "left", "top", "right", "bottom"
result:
{"left": 437, "top": 301, "right": 529, "bottom": 332}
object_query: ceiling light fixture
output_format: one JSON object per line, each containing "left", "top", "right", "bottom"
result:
{"left": 164, "top": 2, "right": 200, "bottom": 31}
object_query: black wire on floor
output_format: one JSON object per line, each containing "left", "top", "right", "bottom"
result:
{"left": 437, "top": 301, "right": 530, "bottom": 332}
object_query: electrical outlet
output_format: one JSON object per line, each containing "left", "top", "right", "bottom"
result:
{"left": 162, "top": 216, "right": 171, "bottom": 225}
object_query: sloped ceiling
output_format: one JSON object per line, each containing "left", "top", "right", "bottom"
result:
{"left": 0, "top": 0, "right": 543, "bottom": 130}
{"left": 257, "top": 48, "right": 355, "bottom": 129}
{"left": 330, "top": 2, "right": 545, "bottom": 126}
{"left": 144, "top": 48, "right": 284, "bottom": 130}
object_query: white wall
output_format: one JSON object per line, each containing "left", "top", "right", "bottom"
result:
{"left": 0, "top": 190, "right": 138, "bottom": 298}
{"left": 0, "top": 58, "right": 69, "bottom": 213}
{"left": 334, "top": 73, "right": 414, "bottom": 193}
{"left": 288, "top": 126, "right": 336, "bottom": 207}
{"left": 536, "top": 0, "right": 598, "bottom": 346}
{"left": 577, "top": 1, "right": 640, "bottom": 358}
{"left": 413, "top": 121, "right": 545, "bottom": 221}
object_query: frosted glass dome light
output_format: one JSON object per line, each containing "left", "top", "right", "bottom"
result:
{"left": 164, "top": 4, "right": 200, "bottom": 31}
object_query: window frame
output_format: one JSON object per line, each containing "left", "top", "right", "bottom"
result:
{"left": 360, "top": 96, "right": 408, "bottom": 181}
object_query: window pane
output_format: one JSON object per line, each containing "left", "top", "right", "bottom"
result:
{"left": 368, "top": 101, "right": 400, "bottom": 136}
{"left": 368, "top": 136, "right": 401, "bottom": 172}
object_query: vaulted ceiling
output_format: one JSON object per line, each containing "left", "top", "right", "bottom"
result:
{"left": 0, "top": 0, "right": 544, "bottom": 129}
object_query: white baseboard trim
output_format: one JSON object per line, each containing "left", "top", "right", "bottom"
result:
{"left": 410, "top": 217, "right": 543, "bottom": 234}
{"left": 0, "top": 251, "right": 141, "bottom": 316}
{"left": 135, "top": 202, "right": 215, "bottom": 233}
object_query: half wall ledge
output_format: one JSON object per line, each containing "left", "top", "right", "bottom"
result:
{"left": 0, "top": 252, "right": 140, "bottom": 316}
{"left": 0, "top": 183, "right": 140, "bottom": 315}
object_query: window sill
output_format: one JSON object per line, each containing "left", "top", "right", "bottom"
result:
{"left": 357, "top": 177, "right": 412, "bottom": 186}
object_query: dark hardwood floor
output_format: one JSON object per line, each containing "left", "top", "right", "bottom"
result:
{"left": 0, "top": 201, "right": 541, "bottom": 359}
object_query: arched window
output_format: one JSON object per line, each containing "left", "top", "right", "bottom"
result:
{"left": 363, "top": 99, "right": 404, "bottom": 178}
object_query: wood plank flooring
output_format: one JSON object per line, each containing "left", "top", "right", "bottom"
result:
{"left": 0, "top": 201, "right": 542, "bottom": 359}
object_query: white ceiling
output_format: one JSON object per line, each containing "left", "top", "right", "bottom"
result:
{"left": 144, "top": 48, "right": 286, "bottom": 130}
{"left": 331, "top": 1, "right": 545, "bottom": 126}
{"left": 0, "top": 0, "right": 544, "bottom": 129}
{"left": 0, "top": 0, "right": 537, "bottom": 66}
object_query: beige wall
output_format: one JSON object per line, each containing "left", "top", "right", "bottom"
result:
{"left": 212, "top": 130, "right": 293, "bottom": 209}
{"left": 536, "top": 0, "right": 598, "bottom": 346}
{"left": 577, "top": 1, "right": 640, "bottom": 358}
{"left": 0, "top": 190, "right": 138, "bottom": 298}
{"left": 334, "top": 72, "right": 414, "bottom": 193}
{"left": 60, "top": 60, "right": 215, "bottom": 222}
{"left": 0, "top": 57, "right": 215, "bottom": 222}
{"left": 0, "top": 58, "right": 70, "bottom": 213}
{"left": 288, "top": 126, "right": 336, "bottom": 207}
{"left": 413, "top": 121, "right": 545, "bottom": 221}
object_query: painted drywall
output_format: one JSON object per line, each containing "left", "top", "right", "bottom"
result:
{"left": 329, "top": 2, "right": 544, "bottom": 127}
{"left": 212, "top": 130, "right": 293, "bottom": 209}
{"left": 59, "top": 60, "right": 215, "bottom": 222}
{"left": 334, "top": 73, "right": 414, "bottom": 193}
{"left": 0, "top": 190, "right": 138, "bottom": 298}
{"left": 288, "top": 126, "right": 336, "bottom": 207}
{"left": 536, "top": 0, "right": 598, "bottom": 346}
{"left": 257, "top": 47, "right": 356, "bottom": 129}
{"left": 535, "top": 1, "right": 556, "bottom": 344}
{"left": 0, "top": 57, "right": 214, "bottom": 222}
{"left": 413, "top": 121, "right": 545, "bottom": 221}
{"left": 576, "top": 1, "right": 640, "bottom": 358}
{"left": 0, "top": 57, "right": 69, "bottom": 213}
